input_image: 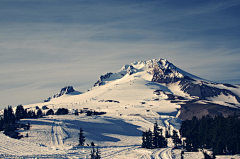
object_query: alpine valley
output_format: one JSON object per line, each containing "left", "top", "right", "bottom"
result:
{"left": 1, "top": 58, "right": 240, "bottom": 159}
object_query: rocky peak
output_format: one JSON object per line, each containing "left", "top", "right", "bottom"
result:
{"left": 94, "top": 73, "right": 113, "bottom": 87}
{"left": 151, "top": 59, "right": 184, "bottom": 84}
{"left": 44, "top": 86, "right": 75, "bottom": 102}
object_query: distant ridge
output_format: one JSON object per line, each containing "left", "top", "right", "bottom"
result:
{"left": 44, "top": 86, "right": 75, "bottom": 102}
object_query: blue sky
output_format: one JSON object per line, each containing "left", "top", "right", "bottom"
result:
{"left": 0, "top": 0, "right": 240, "bottom": 109}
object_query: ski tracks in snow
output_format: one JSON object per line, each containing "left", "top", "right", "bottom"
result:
{"left": 100, "top": 145, "right": 139, "bottom": 159}
{"left": 97, "top": 145, "right": 173, "bottom": 159}
{"left": 51, "top": 119, "right": 68, "bottom": 150}
{"left": 149, "top": 148, "right": 172, "bottom": 159}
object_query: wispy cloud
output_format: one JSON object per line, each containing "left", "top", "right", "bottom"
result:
{"left": 0, "top": 0, "right": 240, "bottom": 108}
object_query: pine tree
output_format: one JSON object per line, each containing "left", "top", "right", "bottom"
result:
{"left": 96, "top": 146, "right": 101, "bottom": 159}
{"left": 75, "top": 109, "right": 79, "bottom": 116}
{"left": 3, "top": 108, "right": 8, "bottom": 123}
{"left": 4, "top": 123, "right": 10, "bottom": 135}
{"left": 172, "top": 130, "right": 182, "bottom": 148}
{"left": 90, "top": 142, "right": 96, "bottom": 159}
{"left": 37, "top": 109, "right": 43, "bottom": 118}
{"left": 142, "top": 122, "right": 168, "bottom": 149}
{"left": 153, "top": 121, "right": 159, "bottom": 148}
{"left": 27, "top": 122, "right": 31, "bottom": 130}
{"left": 146, "top": 129, "right": 153, "bottom": 149}
{"left": 4, "top": 106, "right": 15, "bottom": 123}
{"left": 142, "top": 131, "right": 147, "bottom": 148}
{"left": 46, "top": 109, "right": 54, "bottom": 115}
{"left": 165, "top": 129, "right": 170, "bottom": 138}
{"left": 0, "top": 117, "right": 4, "bottom": 131}
{"left": 15, "top": 105, "right": 24, "bottom": 120}
{"left": 78, "top": 127, "right": 85, "bottom": 146}
{"left": 90, "top": 147, "right": 96, "bottom": 159}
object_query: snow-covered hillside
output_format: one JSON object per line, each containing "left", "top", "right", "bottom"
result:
{"left": 1, "top": 58, "right": 240, "bottom": 158}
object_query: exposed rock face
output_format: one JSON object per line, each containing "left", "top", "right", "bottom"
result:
{"left": 127, "top": 65, "right": 134, "bottom": 75}
{"left": 150, "top": 58, "right": 240, "bottom": 120}
{"left": 179, "top": 79, "right": 240, "bottom": 102}
{"left": 58, "top": 86, "right": 75, "bottom": 96}
{"left": 44, "top": 86, "right": 75, "bottom": 102}
{"left": 151, "top": 59, "right": 240, "bottom": 103}
{"left": 94, "top": 73, "right": 113, "bottom": 86}
{"left": 179, "top": 100, "right": 240, "bottom": 120}
{"left": 151, "top": 59, "right": 184, "bottom": 84}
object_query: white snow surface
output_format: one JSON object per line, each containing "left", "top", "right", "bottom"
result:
{"left": 0, "top": 59, "right": 239, "bottom": 158}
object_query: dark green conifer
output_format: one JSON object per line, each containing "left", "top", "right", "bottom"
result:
{"left": 78, "top": 127, "right": 85, "bottom": 146}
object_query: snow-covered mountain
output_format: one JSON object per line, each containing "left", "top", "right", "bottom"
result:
{"left": 89, "top": 58, "right": 240, "bottom": 120}
{"left": 1, "top": 58, "right": 240, "bottom": 158}
{"left": 41, "top": 58, "right": 240, "bottom": 120}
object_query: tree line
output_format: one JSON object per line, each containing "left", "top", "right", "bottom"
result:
{"left": 0, "top": 105, "right": 33, "bottom": 138}
{"left": 180, "top": 114, "right": 240, "bottom": 155}
{"left": 0, "top": 105, "right": 69, "bottom": 138}
{"left": 141, "top": 121, "right": 182, "bottom": 149}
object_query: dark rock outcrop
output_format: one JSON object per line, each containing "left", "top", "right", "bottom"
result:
{"left": 44, "top": 86, "right": 75, "bottom": 102}
{"left": 179, "top": 100, "right": 240, "bottom": 120}
{"left": 127, "top": 65, "right": 134, "bottom": 75}
{"left": 179, "top": 79, "right": 240, "bottom": 102}
{"left": 94, "top": 73, "right": 113, "bottom": 87}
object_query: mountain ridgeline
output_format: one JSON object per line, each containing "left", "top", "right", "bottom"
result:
{"left": 43, "top": 58, "right": 240, "bottom": 120}
{"left": 93, "top": 59, "right": 240, "bottom": 120}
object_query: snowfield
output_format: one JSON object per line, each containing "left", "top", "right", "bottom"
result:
{"left": 1, "top": 59, "right": 240, "bottom": 158}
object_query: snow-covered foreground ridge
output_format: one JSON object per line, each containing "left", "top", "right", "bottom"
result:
{"left": 1, "top": 58, "right": 240, "bottom": 158}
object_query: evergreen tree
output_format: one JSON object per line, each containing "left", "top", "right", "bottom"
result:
{"left": 4, "top": 106, "right": 15, "bottom": 123}
{"left": 3, "top": 108, "right": 8, "bottom": 123}
{"left": 78, "top": 127, "right": 85, "bottom": 146}
{"left": 180, "top": 114, "right": 240, "bottom": 155}
{"left": 142, "top": 131, "right": 147, "bottom": 148}
{"left": 26, "top": 122, "right": 31, "bottom": 130}
{"left": 90, "top": 146, "right": 96, "bottom": 159}
{"left": 165, "top": 129, "right": 170, "bottom": 138}
{"left": 153, "top": 121, "right": 159, "bottom": 148}
{"left": 142, "top": 122, "right": 168, "bottom": 149}
{"left": 46, "top": 109, "right": 54, "bottom": 115}
{"left": 15, "top": 105, "right": 26, "bottom": 120}
{"left": 172, "top": 130, "right": 182, "bottom": 148}
{"left": 37, "top": 109, "right": 43, "bottom": 118}
{"left": 56, "top": 108, "right": 69, "bottom": 115}
{"left": 8, "top": 106, "right": 15, "bottom": 123}
{"left": 27, "top": 110, "right": 36, "bottom": 118}
{"left": 4, "top": 123, "right": 11, "bottom": 135}
{"left": 75, "top": 109, "right": 79, "bottom": 116}
{"left": 96, "top": 146, "right": 101, "bottom": 159}
{"left": 146, "top": 129, "right": 153, "bottom": 149}
{"left": 0, "top": 117, "right": 4, "bottom": 131}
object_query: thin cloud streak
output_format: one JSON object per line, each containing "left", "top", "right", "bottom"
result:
{"left": 0, "top": 0, "right": 240, "bottom": 108}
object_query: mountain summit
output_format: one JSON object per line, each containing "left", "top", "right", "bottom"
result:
{"left": 91, "top": 58, "right": 240, "bottom": 120}
{"left": 39, "top": 58, "right": 240, "bottom": 120}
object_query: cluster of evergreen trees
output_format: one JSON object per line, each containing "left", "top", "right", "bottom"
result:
{"left": 142, "top": 122, "right": 168, "bottom": 149}
{"left": 55, "top": 108, "right": 68, "bottom": 115}
{"left": 180, "top": 115, "right": 240, "bottom": 155}
{"left": 0, "top": 105, "right": 33, "bottom": 138}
